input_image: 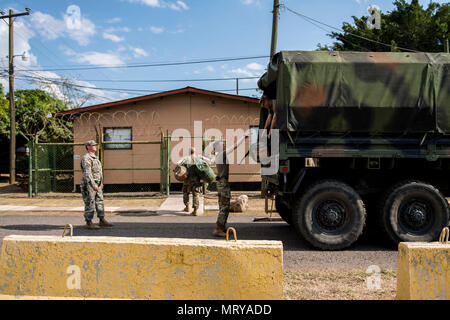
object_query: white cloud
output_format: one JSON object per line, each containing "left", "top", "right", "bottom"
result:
{"left": 0, "top": 79, "right": 7, "bottom": 92}
{"left": 193, "top": 65, "right": 215, "bottom": 74}
{"left": 150, "top": 26, "right": 164, "bottom": 34}
{"left": 71, "top": 51, "right": 126, "bottom": 67}
{"left": 125, "top": 0, "right": 189, "bottom": 10}
{"left": 230, "top": 68, "right": 254, "bottom": 77}
{"left": 64, "top": 16, "right": 96, "bottom": 46}
{"left": 106, "top": 17, "right": 122, "bottom": 23}
{"left": 31, "top": 10, "right": 96, "bottom": 46}
{"left": 169, "top": 28, "right": 185, "bottom": 34}
{"left": 229, "top": 62, "right": 266, "bottom": 83}
{"left": 30, "top": 71, "right": 66, "bottom": 101}
{"left": 241, "top": 0, "right": 260, "bottom": 5}
{"left": 141, "top": 0, "right": 161, "bottom": 6}
{"left": 105, "top": 26, "right": 131, "bottom": 33}
{"left": 103, "top": 32, "right": 125, "bottom": 42}
{"left": 0, "top": 18, "right": 37, "bottom": 86}
{"left": 30, "top": 11, "right": 65, "bottom": 40}
{"left": 246, "top": 62, "right": 265, "bottom": 71}
{"left": 29, "top": 70, "right": 121, "bottom": 105}
{"left": 176, "top": 1, "right": 189, "bottom": 10}
{"left": 131, "top": 47, "right": 149, "bottom": 58}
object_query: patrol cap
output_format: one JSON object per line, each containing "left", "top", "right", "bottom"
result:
{"left": 84, "top": 140, "right": 98, "bottom": 146}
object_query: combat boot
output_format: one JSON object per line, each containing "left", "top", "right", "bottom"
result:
{"left": 85, "top": 221, "right": 100, "bottom": 230}
{"left": 183, "top": 205, "right": 190, "bottom": 212}
{"left": 212, "top": 224, "right": 226, "bottom": 237}
{"left": 99, "top": 217, "right": 113, "bottom": 227}
{"left": 191, "top": 208, "right": 198, "bottom": 216}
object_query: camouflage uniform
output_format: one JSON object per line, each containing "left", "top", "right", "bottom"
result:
{"left": 80, "top": 152, "right": 104, "bottom": 222}
{"left": 215, "top": 151, "right": 230, "bottom": 228}
{"left": 179, "top": 156, "right": 201, "bottom": 209}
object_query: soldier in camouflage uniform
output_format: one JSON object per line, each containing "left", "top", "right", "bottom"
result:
{"left": 80, "top": 140, "right": 113, "bottom": 229}
{"left": 177, "top": 147, "right": 206, "bottom": 216}
{"left": 212, "top": 134, "right": 249, "bottom": 237}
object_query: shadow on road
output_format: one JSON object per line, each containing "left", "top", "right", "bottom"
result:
{"left": 0, "top": 221, "right": 394, "bottom": 252}
{"left": 1, "top": 224, "right": 65, "bottom": 231}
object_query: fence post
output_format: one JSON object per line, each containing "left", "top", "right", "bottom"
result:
{"left": 51, "top": 146, "right": 56, "bottom": 192}
{"left": 100, "top": 131, "right": 104, "bottom": 191}
{"left": 160, "top": 131, "right": 164, "bottom": 194}
{"left": 34, "top": 136, "right": 38, "bottom": 196}
{"left": 28, "top": 140, "right": 33, "bottom": 198}
{"left": 166, "top": 130, "right": 171, "bottom": 196}
{"left": 202, "top": 131, "right": 206, "bottom": 195}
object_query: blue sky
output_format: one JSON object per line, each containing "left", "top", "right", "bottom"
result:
{"left": 0, "top": 0, "right": 447, "bottom": 106}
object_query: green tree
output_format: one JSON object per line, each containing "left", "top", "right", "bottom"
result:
{"left": 317, "top": 0, "right": 449, "bottom": 52}
{"left": 0, "top": 88, "right": 73, "bottom": 142}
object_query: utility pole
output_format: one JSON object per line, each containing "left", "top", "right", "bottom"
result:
{"left": 236, "top": 78, "right": 239, "bottom": 95}
{"left": 1, "top": 8, "right": 30, "bottom": 184}
{"left": 445, "top": 39, "right": 449, "bottom": 53}
{"left": 270, "top": 0, "right": 280, "bottom": 60}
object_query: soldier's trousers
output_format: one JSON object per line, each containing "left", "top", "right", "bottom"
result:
{"left": 182, "top": 183, "right": 200, "bottom": 209}
{"left": 216, "top": 178, "right": 231, "bottom": 227}
{"left": 81, "top": 183, "right": 105, "bottom": 222}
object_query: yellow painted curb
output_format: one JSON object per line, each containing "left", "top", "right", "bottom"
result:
{"left": 397, "top": 242, "right": 449, "bottom": 300}
{"left": 0, "top": 235, "right": 283, "bottom": 300}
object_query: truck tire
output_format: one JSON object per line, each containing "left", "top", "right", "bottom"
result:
{"left": 275, "top": 196, "right": 292, "bottom": 225}
{"left": 379, "top": 181, "right": 449, "bottom": 244}
{"left": 293, "top": 180, "right": 366, "bottom": 250}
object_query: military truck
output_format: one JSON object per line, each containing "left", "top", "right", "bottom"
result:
{"left": 257, "top": 51, "right": 450, "bottom": 250}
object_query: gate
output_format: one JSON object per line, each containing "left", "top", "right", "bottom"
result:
{"left": 28, "top": 132, "right": 170, "bottom": 197}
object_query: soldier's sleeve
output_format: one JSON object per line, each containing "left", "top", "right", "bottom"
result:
{"left": 81, "top": 156, "right": 97, "bottom": 188}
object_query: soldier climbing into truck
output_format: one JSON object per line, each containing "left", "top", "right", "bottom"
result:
{"left": 256, "top": 50, "right": 450, "bottom": 250}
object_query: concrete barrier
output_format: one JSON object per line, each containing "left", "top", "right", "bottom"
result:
{"left": 0, "top": 235, "right": 283, "bottom": 300}
{"left": 397, "top": 242, "right": 449, "bottom": 300}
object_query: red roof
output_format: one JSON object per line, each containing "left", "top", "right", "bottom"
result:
{"left": 56, "top": 86, "right": 260, "bottom": 116}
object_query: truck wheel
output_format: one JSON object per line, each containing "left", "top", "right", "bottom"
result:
{"left": 275, "top": 196, "right": 292, "bottom": 225}
{"left": 380, "top": 181, "right": 449, "bottom": 244}
{"left": 293, "top": 180, "right": 366, "bottom": 250}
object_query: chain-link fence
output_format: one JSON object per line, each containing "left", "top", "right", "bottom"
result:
{"left": 28, "top": 133, "right": 170, "bottom": 197}
{"left": 28, "top": 132, "right": 260, "bottom": 197}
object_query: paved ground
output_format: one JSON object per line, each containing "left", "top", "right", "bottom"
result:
{"left": 0, "top": 214, "right": 397, "bottom": 271}
{"left": 157, "top": 194, "right": 204, "bottom": 215}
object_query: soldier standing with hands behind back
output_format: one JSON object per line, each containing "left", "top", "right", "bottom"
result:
{"left": 81, "top": 140, "right": 113, "bottom": 229}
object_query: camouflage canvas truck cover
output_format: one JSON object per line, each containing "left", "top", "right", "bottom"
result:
{"left": 257, "top": 51, "right": 450, "bottom": 250}
{"left": 258, "top": 51, "right": 450, "bottom": 134}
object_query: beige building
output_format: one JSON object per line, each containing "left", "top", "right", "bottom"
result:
{"left": 58, "top": 87, "right": 262, "bottom": 188}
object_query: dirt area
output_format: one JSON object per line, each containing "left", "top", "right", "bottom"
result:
{"left": 284, "top": 269, "right": 397, "bottom": 300}
{"left": 0, "top": 196, "right": 166, "bottom": 208}
{"left": 0, "top": 181, "right": 271, "bottom": 217}
{"left": 0, "top": 182, "right": 166, "bottom": 208}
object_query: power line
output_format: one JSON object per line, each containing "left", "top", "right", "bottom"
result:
{"left": 14, "top": 72, "right": 261, "bottom": 83}
{"left": 282, "top": 5, "right": 421, "bottom": 53}
{"left": 18, "top": 55, "right": 270, "bottom": 72}
{"left": 14, "top": 73, "right": 259, "bottom": 95}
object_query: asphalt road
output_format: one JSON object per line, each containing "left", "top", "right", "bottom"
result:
{"left": 0, "top": 214, "right": 398, "bottom": 271}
